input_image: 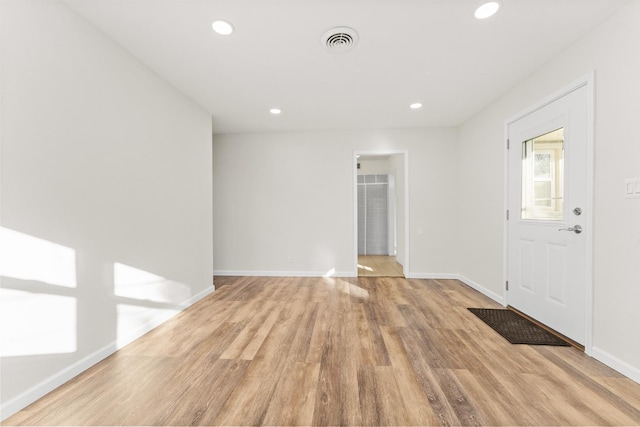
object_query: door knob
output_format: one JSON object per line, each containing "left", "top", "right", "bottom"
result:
{"left": 558, "top": 225, "right": 582, "bottom": 234}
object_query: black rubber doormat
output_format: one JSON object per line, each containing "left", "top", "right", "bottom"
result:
{"left": 468, "top": 308, "right": 570, "bottom": 346}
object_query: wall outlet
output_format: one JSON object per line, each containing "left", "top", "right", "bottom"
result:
{"left": 625, "top": 178, "right": 640, "bottom": 199}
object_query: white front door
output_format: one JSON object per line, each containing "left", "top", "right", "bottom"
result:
{"left": 507, "top": 83, "right": 591, "bottom": 344}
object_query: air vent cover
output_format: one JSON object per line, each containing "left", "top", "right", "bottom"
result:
{"left": 321, "top": 27, "right": 359, "bottom": 52}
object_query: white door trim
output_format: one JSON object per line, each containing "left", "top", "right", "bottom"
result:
{"left": 503, "top": 72, "right": 595, "bottom": 355}
{"left": 354, "top": 150, "right": 410, "bottom": 277}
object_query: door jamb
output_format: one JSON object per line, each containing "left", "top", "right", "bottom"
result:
{"left": 503, "top": 72, "right": 595, "bottom": 355}
{"left": 353, "top": 150, "right": 410, "bottom": 277}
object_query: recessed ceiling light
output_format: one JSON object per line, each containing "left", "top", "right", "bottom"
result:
{"left": 270, "top": 108, "right": 282, "bottom": 115}
{"left": 410, "top": 103, "right": 423, "bottom": 109}
{"left": 212, "top": 20, "right": 234, "bottom": 35}
{"left": 475, "top": 2, "right": 501, "bottom": 19}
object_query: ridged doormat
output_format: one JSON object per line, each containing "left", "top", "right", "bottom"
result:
{"left": 468, "top": 308, "right": 570, "bottom": 346}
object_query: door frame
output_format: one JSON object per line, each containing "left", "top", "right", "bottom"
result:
{"left": 353, "top": 150, "right": 410, "bottom": 277}
{"left": 503, "top": 72, "right": 595, "bottom": 355}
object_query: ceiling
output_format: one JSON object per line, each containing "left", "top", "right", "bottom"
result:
{"left": 63, "top": 0, "right": 627, "bottom": 134}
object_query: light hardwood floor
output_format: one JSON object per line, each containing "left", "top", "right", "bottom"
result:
{"left": 5, "top": 276, "right": 640, "bottom": 426}
{"left": 358, "top": 255, "right": 404, "bottom": 277}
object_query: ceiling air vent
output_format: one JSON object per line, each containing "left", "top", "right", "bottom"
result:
{"left": 321, "top": 27, "right": 359, "bottom": 53}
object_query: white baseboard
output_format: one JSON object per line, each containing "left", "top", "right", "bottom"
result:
{"left": 1, "top": 341, "right": 119, "bottom": 422}
{"left": 407, "top": 273, "right": 459, "bottom": 280}
{"left": 213, "top": 271, "right": 504, "bottom": 307}
{"left": 456, "top": 274, "right": 506, "bottom": 306}
{"left": 591, "top": 347, "right": 640, "bottom": 385}
{"left": 213, "top": 270, "right": 357, "bottom": 278}
{"left": 0, "top": 286, "right": 214, "bottom": 422}
{"left": 406, "top": 273, "right": 505, "bottom": 306}
{"left": 406, "top": 275, "right": 640, "bottom": 385}
{"left": 115, "top": 286, "right": 215, "bottom": 349}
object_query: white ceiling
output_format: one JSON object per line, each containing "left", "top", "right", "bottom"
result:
{"left": 63, "top": 0, "right": 627, "bottom": 134}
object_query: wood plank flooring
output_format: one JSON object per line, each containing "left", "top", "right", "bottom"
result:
{"left": 5, "top": 276, "right": 640, "bottom": 426}
{"left": 358, "top": 255, "right": 404, "bottom": 277}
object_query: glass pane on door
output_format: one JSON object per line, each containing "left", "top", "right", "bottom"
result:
{"left": 521, "top": 128, "right": 564, "bottom": 220}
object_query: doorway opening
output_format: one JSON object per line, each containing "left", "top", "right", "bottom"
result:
{"left": 354, "top": 151, "right": 409, "bottom": 277}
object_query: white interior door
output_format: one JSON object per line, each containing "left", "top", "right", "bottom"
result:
{"left": 507, "top": 83, "right": 591, "bottom": 344}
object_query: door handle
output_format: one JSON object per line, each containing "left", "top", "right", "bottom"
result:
{"left": 558, "top": 225, "right": 582, "bottom": 234}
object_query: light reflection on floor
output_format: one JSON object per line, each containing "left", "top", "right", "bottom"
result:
{"left": 357, "top": 255, "right": 404, "bottom": 277}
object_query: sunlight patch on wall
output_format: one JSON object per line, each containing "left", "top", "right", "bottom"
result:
{"left": 114, "top": 263, "right": 191, "bottom": 304}
{"left": 0, "top": 289, "right": 77, "bottom": 357}
{"left": 116, "top": 304, "right": 179, "bottom": 349}
{"left": 0, "top": 227, "right": 76, "bottom": 288}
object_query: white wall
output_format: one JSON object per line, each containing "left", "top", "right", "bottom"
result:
{"left": 0, "top": 0, "right": 214, "bottom": 419}
{"left": 3, "top": 1, "right": 637, "bottom": 421}
{"left": 457, "top": 1, "right": 640, "bottom": 382}
{"left": 357, "top": 157, "right": 391, "bottom": 175}
{"left": 213, "top": 128, "right": 458, "bottom": 277}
